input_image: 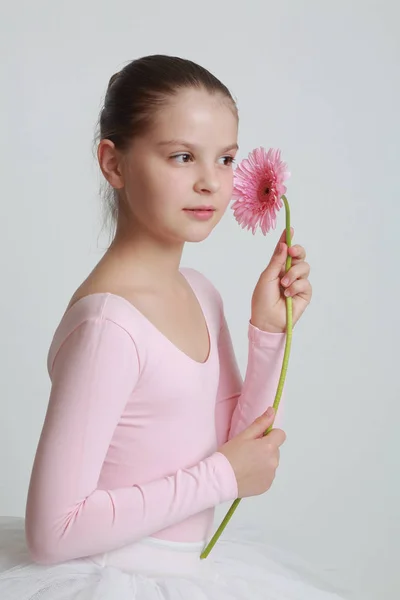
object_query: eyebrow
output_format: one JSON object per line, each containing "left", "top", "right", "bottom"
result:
{"left": 157, "top": 139, "right": 239, "bottom": 153}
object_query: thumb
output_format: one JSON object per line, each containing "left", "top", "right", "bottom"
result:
{"left": 263, "top": 242, "right": 287, "bottom": 280}
{"left": 263, "top": 226, "right": 293, "bottom": 280}
{"left": 243, "top": 407, "right": 275, "bottom": 439}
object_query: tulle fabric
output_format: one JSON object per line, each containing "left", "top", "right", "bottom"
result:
{"left": 0, "top": 517, "right": 349, "bottom": 599}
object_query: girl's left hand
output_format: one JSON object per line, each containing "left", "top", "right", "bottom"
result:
{"left": 250, "top": 227, "right": 312, "bottom": 333}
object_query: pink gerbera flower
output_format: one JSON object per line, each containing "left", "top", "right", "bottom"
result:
{"left": 201, "top": 145, "right": 295, "bottom": 560}
{"left": 231, "top": 147, "right": 291, "bottom": 235}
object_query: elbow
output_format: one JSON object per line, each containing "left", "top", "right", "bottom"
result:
{"left": 25, "top": 517, "right": 67, "bottom": 566}
{"left": 25, "top": 489, "right": 80, "bottom": 565}
{"left": 25, "top": 529, "right": 61, "bottom": 566}
{"left": 28, "top": 548, "right": 59, "bottom": 566}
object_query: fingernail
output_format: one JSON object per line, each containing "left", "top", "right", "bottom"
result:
{"left": 266, "top": 407, "right": 274, "bottom": 417}
{"left": 282, "top": 277, "right": 289, "bottom": 285}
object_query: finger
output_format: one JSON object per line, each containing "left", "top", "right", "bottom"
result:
{"left": 280, "top": 262, "right": 310, "bottom": 287}
{"left": 264, "top": 428, "right": 286, "bottom": 447}
{"left": 279, "top": 257, "right": 303, "bottom": 278}
{"left": 268, "top": 447, "right": 281, "bottom": 470}
{"left": 274, "top": 227, "right": 294, "bottom": 254}
{"left": 243, "top": 409, "right": 276, "bottom": 440}
{"left": 279, "top": 246, "right": 306, "bottom": 276}
{"left": 288, "top": 244, "right": 306, "bottom": 260}
{"left": 283, "top": 278, "right": 312, "bottom": 299}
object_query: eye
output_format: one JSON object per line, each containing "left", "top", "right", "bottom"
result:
{"left": 171, "top": 153, "right": 193, "bottom": 164}
{"left": 219, "top": 156, "right": 236, "bottom": 167}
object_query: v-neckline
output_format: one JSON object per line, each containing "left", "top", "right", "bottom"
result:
{"left": 62, "top": 270, "right": 213, "bottom": 366}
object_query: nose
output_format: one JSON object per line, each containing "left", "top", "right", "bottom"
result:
{"left": 193, "top": 165, "right": 220, "bottom": 195}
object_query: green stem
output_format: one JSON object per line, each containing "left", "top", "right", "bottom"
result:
{"left": 200, "top": 194, "right": 293, "bottom": 560}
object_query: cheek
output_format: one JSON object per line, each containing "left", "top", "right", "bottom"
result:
{"left": 158, "top": 170, "right": 193, "bottom": 211}
{"left": 149, "top": 161, "right": 185, "bottom": 193}
{"left": 125, "top": 164, "right": 148, "bottom": 197}
{"left": 145, "top": 169, "right": 183, "bottom": 216}
{"left": 221, "top": 173, "right": 234, "bottom": 206}
{"left": 130, "top": 165, "right": 166, "bottom": 205}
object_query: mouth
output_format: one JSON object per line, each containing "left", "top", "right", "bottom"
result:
{"left": 183, "top": 206, "right": 216, "bottom": 212}
{"left": 183, "top": 206, "right": 216, "bottom": 221}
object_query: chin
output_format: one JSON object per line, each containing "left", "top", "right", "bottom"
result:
{"left": 178, "top": 212, "right": 221, "bottom": 243}
{"left": 182, "top": 224, "right": 216, "bottom": 243}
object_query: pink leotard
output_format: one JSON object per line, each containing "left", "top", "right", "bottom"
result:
{"left": 25, "top": 267, "right": 286, "bottom": 564}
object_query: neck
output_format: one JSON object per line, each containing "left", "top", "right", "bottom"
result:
{"left": 105, "top": 217, "right": 185, "bottom": 289}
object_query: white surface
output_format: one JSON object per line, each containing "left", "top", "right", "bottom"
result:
{"left": 0, "top": 2, "right": 398, "bottom": 599}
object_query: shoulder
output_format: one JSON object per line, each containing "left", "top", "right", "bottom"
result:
{"left": 63, "top": 292, "right": 142, "bottom": 333}
{"left": 47, "top": 292, "right": 142, "bottom": 376}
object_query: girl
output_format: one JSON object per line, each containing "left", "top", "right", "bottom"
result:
{"left": 0, "top": 55, "right": 344, "bottom": 599}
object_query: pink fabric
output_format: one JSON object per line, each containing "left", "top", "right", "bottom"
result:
{"left": 25, "top": 268, "right": 286, "bottom": 565}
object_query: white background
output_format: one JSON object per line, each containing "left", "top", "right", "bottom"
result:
{"left": 0, "top": 1, "right": 398, "bottom": 599}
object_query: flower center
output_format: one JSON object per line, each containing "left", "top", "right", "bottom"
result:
{"left": 258, "top": 182, "right": 273, "bottom": 203}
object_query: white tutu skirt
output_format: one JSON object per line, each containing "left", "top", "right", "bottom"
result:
{"left": 0, "top": 517, "right": 349, "bottom": 599}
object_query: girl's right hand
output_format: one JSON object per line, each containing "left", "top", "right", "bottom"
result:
{"left": 218, "top": 407, "right": 286, "bottom": 498}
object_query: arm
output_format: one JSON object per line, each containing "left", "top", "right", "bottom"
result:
{"left": 215, "top": 306, "right": 287, "bottom": 447}
{"left": 25, "top": 317, "right": 238, "bottom": 565}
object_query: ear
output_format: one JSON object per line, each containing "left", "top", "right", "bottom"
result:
{"left": 97, "top": 139, "right": 125, "bottom": 190}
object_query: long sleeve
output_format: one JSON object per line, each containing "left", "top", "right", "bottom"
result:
{"left": 215, "top": 311, "right": 287, "bottom": 447}
{"left": 25, "top": 317, "right": 238, "bottom": 565}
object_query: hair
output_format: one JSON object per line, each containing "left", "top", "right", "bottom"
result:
{"left": 93, "top": 54, "right": 238, "bottom": 238}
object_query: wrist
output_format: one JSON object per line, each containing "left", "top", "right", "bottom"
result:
{"left": 249, "top": 317, "right": 285, "bottom": 334}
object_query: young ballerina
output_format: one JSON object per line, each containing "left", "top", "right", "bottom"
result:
{"left": 0, "top": 54, "right": 346, "bottom": 599}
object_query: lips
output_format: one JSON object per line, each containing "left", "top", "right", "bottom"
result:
{"left": 184, "top": 206, "right": 216, "bottom": 212}
{"left": 183, "top": 206, "right": 216, "bottom": 221}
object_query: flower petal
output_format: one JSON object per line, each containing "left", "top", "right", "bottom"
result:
{"left": 231, "top": 147, "right": 290, "bottom": 235}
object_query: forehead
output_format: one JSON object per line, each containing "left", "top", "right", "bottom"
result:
{"left": 148, "top": 88, "right": 238, "bottom": 145}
